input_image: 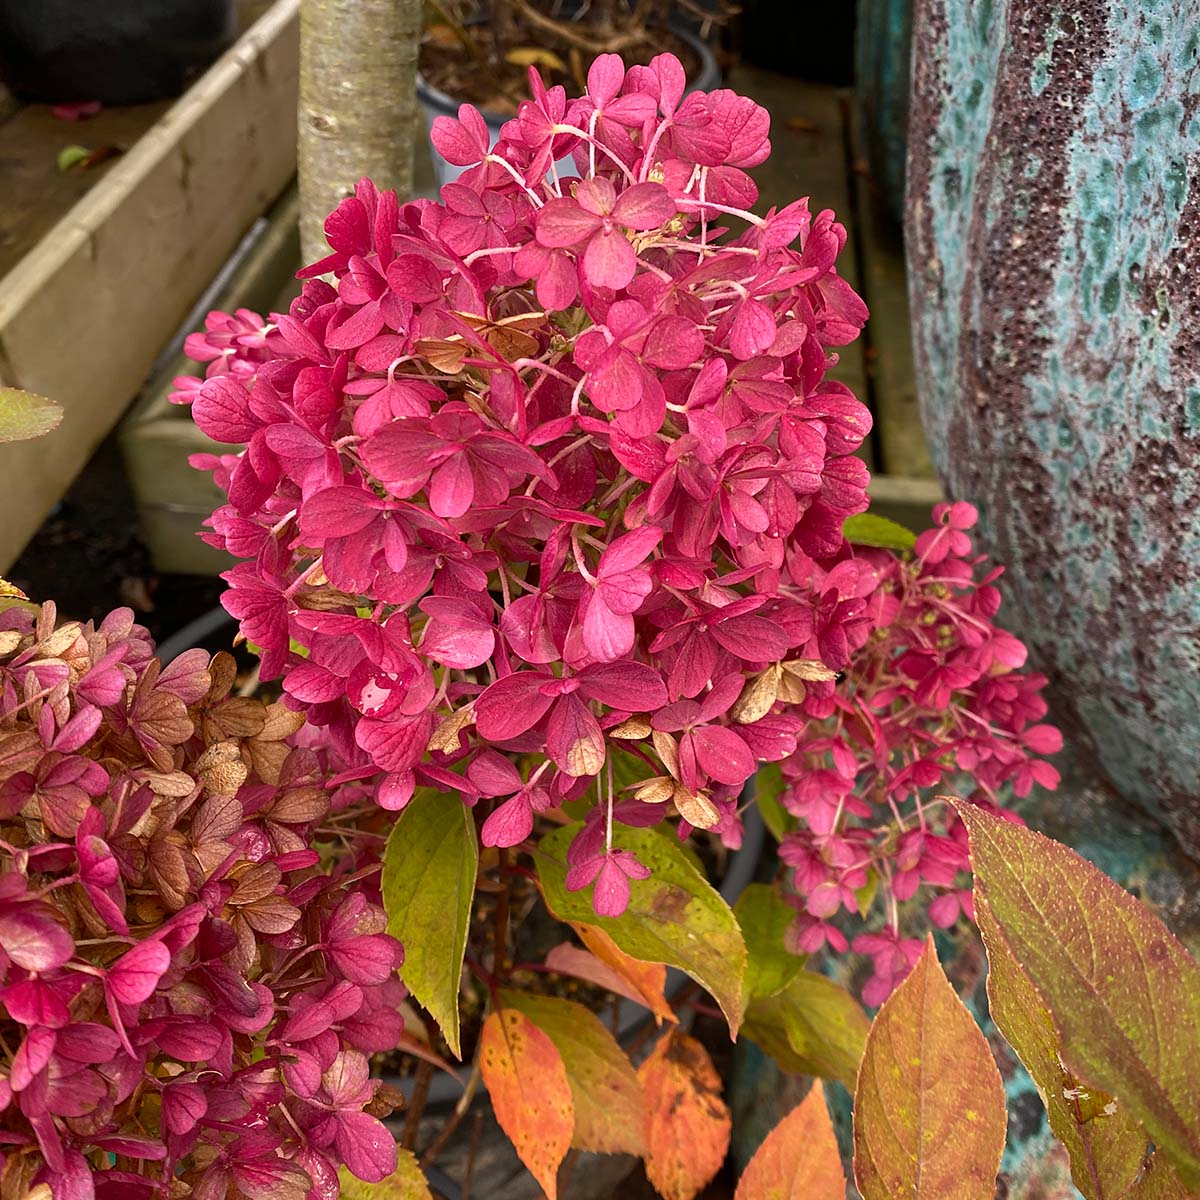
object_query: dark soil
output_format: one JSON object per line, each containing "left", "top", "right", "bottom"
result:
{"left": 420, "top": 16, "right": 702, "bottom": 116}
{"left": 5, "top": 429, "right": 228, "bottom": 649}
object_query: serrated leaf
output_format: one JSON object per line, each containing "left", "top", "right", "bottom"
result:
{"left": 570, "top": 922, "right": 676, "bottom": 1024}
{"left": 499, "top": 988, "right": 646, "bottom": 1155}
{"left": 0, "top": 389, "right": 63, "bottom": 443}
{"left": 955, "top": 801, "right": 1200, "bottom": 1189}
{"left": 481, "top": 1008, "right": 574, "bottom": 1199}
{"left": 842, "top": 512, "right": 917, "bottom": 550}
{"left": 381, "top": 789, "right": 477, "bottom": 1057}
{"left": 853, "top": 936, "right": 1006, "bottom": 1200}
{"left": 734, "top": 1083, "right": 845, "bottom": 1200}
{"left": 978, "top": 897, "right": 1181, "bottom": 1199}
{"left": 638, "top": 1030, "right": 731, "bottom": 1200}
{"left": 338, "top": 1151, "right": 432, "bottom": 1199}
{"left": 753, "top": 762, "right": 796, "bottom": 840}
{"left": 536, "top": 823, "right": 746, "bottom": 1033}
{"left": 742, "top": 968, "right": 869, "bottom": 1091}
{"left": 735, "top": 883, "right": 804, "bottom": 1003}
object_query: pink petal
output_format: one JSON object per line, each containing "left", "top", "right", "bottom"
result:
{"left": 578, "top": 661, "right": 667, "bottom": 710}
{"left": 611, "top": 182, "right": 675, "bottom": 230}
{"left": 335, "top": 1111, "right": 398, "bottom": 1183}
{"left": 192, "top": 376, "right": 257, "bottom": 443}
{"left": 583, "top": 228, "right": 637, "bottom": 290}
{"left": 536, "top": 198, "right": 603, "bottom": 248}
{"left": 0, "top": 907, "right": 74, "bottom": 972}
{"left": 429, "top": 454, "right": 475, "bottom": 518}
{"left": 710, "top": 614, "right": 789, "bottom": 661}
{"left": 583, "top": 592, "right": 634, "bottom": 663}
{"left": 480, "top": 792, "right": 534, "bottom": 848}
{"left": 729, "top": 299, "right": 778, "bottom": 360}
{"left": 692, "top": 725, "right": 755, "bottom": 785}
{"left": 475, "top": 673, "right": 556, "bottom": 740}
{"left": 107, "top": 939, "right": 170, "bottom": 1005}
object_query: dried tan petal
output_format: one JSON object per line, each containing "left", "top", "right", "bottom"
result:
{"left": 295, "top": 586, "right": 359, "bottom": 611}
{"left": 0, "top": 631, "right": 22, "bottom": 656}
{"left": 204, "top": 697, "right": 266, "bottom": 741}
{"left": 256, "top": 702, "right": 306, "bottom": 742}
{"left": 38, "top": 623, "right": 82, "bottom": 659}
{"left": 730, "top": 664, "right": 782, "bottom": 725}
{"left": 230, "top": 862, "right": 283, "bottom": 905}
{"left": 192, "top": 793, "right": 243, "bottom": 845}
{"left": 147, "top": 832, "right": 197, "bottom": 910}
{"left": 610, "top": 714, "right": 652, "bottom": 740}
{"left": 652, "top": 730, "right": 680, "bottom": 780}
{"left": 138, "top": 770, "right": 198, "bottom": 798}
{"left": 242, "top": 894, "right": 301, "bottom": 934}
{"left": 268, "top": 786, "right": 329, "bottom": 825}
{"left": 428, "top": 704, "right": 476, "bottom": 753}
{"left": 245, "top": 738, "right": 289, "bottom": 787}
{"left": 193, "top": 741, "right": 242, "bottom": 774}
{"left": 633, "top": 777, "right": 676, "bottom": 805}
{"left": 673, "top": 785, "right": 720, "bottom": 830}
{"left": 0, "top": 731, "right": 42, "bottom": 782}
{"left": 206, "top": 652, "right": 237, "bottom": 703}
{"left": 782, "top": 658, "right": 837, "bottom": 682}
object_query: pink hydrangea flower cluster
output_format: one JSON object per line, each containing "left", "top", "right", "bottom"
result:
{"left": 778, "top": 502, "right": 1063, "bottom": 1003}
{"left": 0, "top": 603, "right": 404, "bottom": 1197}
{"left": 174, "top": 55, "right": 1059, "bottom": 993}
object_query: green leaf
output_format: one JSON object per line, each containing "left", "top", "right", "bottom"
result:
{"left": 842, "top": 512, "right": 917, "bottom": 550}
{"left": 853, "top": 937, "right": 1007, "bottom": 1200}
{"left": 742, "top": 969, "right": 870, "bottom": 1091}
{"left": 735, "top": 883, "right": 804, "bottom": 1004}
{"left": 499, "top": 988, "right": 646, "bottom": 1155}
{"left": 535, "top": 823, "right": 747, "bottom": 1033}
{"left": 955, "top": 801, "right": 1200, "bottom": 1190}
{"left": 0, "top": 389, "right": 63, "bottom": 443}
{"left": 338, "top": 1152, "right": 431, "bottom": 1199}
{"left": 56, "top": 144, "right": 89, "bottom": 172}
{"left": 382, "top": 789, "right": 477, "bottom": 1058}
{"left": 854, "top": 869, "right": 880, "bottom": 920}
{"left": 752, "top": 762, "right": 795, "bottom": 841}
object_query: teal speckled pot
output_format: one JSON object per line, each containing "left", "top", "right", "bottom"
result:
{"left": 905, "top": 0, "right": 1200, "bottom": 856}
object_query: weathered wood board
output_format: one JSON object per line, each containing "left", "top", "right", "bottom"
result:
{"left": 0, "top": 0, "right": 300, "bottom": 571}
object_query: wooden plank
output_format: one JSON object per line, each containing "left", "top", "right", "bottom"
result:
{"left": 0, "top": 0, "right": 300, "bottom": 571}
{"left": 849, "top": 109, "right": 936, "bottom": 480}
{"left": 725, "top": 68, "right": 871, "bottom": 466}
{"left": 867, "top": 473, "right": 943, "bottom": 532}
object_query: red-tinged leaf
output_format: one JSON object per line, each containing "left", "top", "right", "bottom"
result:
{"left": 570, "top": 924, "right": 677, "bottom": 1024}
{"left": 500, "top": 989, "right": 646, "bottom": 1155}
{"left": 978, "top": 892, "right": 1184, "bottom": 1200}
{"left": 338, "top": 1151, "right": 432, "bottom": 1199}
{"left": 852, "top": 937, "right": 1006, "bottom": 1200}
{"left": 638, "top": 1030, "right": 731, "bottom": 1200}
{"left": 107, "top": 938, "right": 170, "bottom": 1004}
{"left": 953, "top": 800, "right": 1200, "bottom": 1190}
{"left": 537, "top": 824, "right": 746, "bottom": 1033}
{"left": 481, "top": 1008, "right": 574, "bottom": 1199}
{"left": 734, "top": 1083, "right": 845, "bottom": 1200}
{"left": 381, "top": 790, "right": 477, "bottom": 1058}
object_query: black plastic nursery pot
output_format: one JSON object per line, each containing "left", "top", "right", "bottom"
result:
{"left": 0, "top": 0, "right": 236, "bottom": 105}
{"left": 416, "top": 24, "right": 721, "bottom": 188}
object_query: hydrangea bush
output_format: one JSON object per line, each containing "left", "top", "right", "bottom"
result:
{"left": 0, "top": 603, "right": 404, "bottom": 1196}
{"left": 176, "top": 52, "right": 1058, "bottom": 1007}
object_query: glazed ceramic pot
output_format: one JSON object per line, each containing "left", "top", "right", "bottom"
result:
{"left": 905, "top": 0, "right": 1200, "bottom": 857}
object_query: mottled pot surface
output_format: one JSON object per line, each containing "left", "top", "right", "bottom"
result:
{"left": 905, "top": 0, "right": 1200, "bottom": 856}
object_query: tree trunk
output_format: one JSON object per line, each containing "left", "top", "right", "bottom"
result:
{"left": 297, "top": 0, "right": 421, "bottom": 263}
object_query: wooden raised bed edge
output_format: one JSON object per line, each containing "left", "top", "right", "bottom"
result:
{"left": 119, "top": 187, "right": 302, "bottom": 576}
{"left": 0, "top": 0, "right": 300, "bottom": 571}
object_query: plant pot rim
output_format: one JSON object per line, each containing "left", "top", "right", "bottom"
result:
{"left": 416, "top": 22, "right": 721, "bottom": 127}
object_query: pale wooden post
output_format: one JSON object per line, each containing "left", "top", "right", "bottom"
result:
{"left": 298, "top": 0, "right": 422, "bottom": 262}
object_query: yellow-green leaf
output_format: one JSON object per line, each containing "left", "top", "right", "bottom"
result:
{"left": 338, "top": 1151, "right": 432, "bottom": 1199}
{"left": 753, "top": 762, "right": 796, "bottom": 841}
{"left": 955, "top": 801, "right": 1200, "bottom": 1189}
{"left": 505, "top": 46, "right": 568, "bottom": 72}
{"left": 638, "top": 1030, "right": 731, "bottom": 1200}
{"left": 536, "top": 823, "right": 746, "bottom": 1033}
{"left": 381, "top": 789, "right": 477, "bottom": 1057}
{"left": 0, "top": 389, "right": 62, "bottom": 442}
{"left": 853, "top": 937, "right": 1006, "bottom": 1200}
{"left": 735, "top": 883, "right": 804, "bottom": 1004}
{"left": 499, "top": 988, "right": 646, "bottom": 1156}
{"left": 842, "top": 512, "right": 917, "bottom": 550}
{"left": 481, "top": 1008, "right": 574, "bottom": 1200}
{"left": 734, "top": 1084, "right": 846, "bottom": 1200}
{"left": 742, "top": 968, "right": 869, "bottom": 1091}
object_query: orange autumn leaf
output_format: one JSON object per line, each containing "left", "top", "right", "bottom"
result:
{"left": 638, "top": 1030, "right": 731, "bottom": 1200}
{"left": 853, "top": 937, "right": 1006, "bottom": 1200}
{"left": 573, "top": 921, "right": 676, "bottom": 1024}
{"left": 734, "top": 1084, "right": 845, "bottom": 1200}
{"left": 480, "top": 1008, "right": 574, "bottom": 1199}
